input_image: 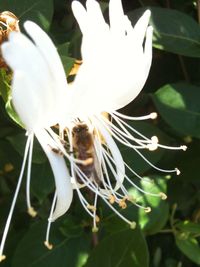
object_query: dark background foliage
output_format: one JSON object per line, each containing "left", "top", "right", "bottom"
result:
{"left": 0, "top": 0, "right": 200, "bottom": 266}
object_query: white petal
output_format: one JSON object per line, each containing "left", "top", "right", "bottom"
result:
{"left": 72, "top": 1, "right": 88, "bottom": 33}
{"left": 109, "top": 0, "right": 125, "bottom": 35}
{"left": 133, "top": 10, "right": 151, "bottom": 44}
{"left": 35, "top": 129, "right": 73, "bottom": 221}
{"left": 94, "top": 118, "right": 125, "bottom": 191}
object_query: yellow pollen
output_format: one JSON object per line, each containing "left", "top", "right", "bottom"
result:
{"left": 119, "top": 200, "right": 127, "bottom": 209}
{"left": 92, "top": 226, "right": 99, "bottom": 233}
{"left": 159, "top": 192, "right": 167, "bottom": 200}
{"left": 87, "top": 205, "right": 96, "bottom": 212}
{"left": 4, "top": 163, "right": 14, "bottom": 172}
{"left": 95, "top": 215, "right": 100, "bottom": 223}
{"left": 150, "top": 112, "right": 157, "bottom": 119}
{"left": 144, "top": 207, "right": 151, "bottom": 213}
{"left": 44, "top": 241, "right": 53, "bottom": 250}
{"left": 109, "top": 195, "right": 115, "bottom": 204}
{"left": 130, "top": 221, "right": 136, "bottom": 229}
{"left": 28, "top": 207, "right": 37, "bottom": 217}
{"left": 0, "top": 255, "right": 6, "bottom": 262}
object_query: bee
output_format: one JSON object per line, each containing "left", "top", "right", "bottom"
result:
{"left": 72, "top": 123, "right": 102, "bottom": 185}
{"left": 0, "top": 11, "right": 19, "bottom": 68}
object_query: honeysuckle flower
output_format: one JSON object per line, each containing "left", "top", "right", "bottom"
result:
{"left": 59, "top": 0, "right": 187, "bottom": 231}
{"left": 0, "top": 22, "right": 73, "bottom": 260}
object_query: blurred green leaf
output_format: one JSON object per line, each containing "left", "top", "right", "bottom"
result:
{"left": 0, "top": 69, "right": 11, "bottom": 103}
{"left": 85, "top": 228, "right": 149, "bottom": 267}
{"left": 152, "top": 83, "right": 200, "bottom": 138}
{"left": 1, "top": 0, "right": 54, "bottom": 30}
{"left": 176, "top": 220, "right": 200, "bottom": 234}
{"left": 57, "top": 43, "right": 75, "bottom": 75}
{"left": 129, "top": 175, "right": 169, "bottom": 234}
{"left": 176, "top": 236, "right": 200, "bottom": 265}
{"left": 31, "top": 161, "right": 54, "bottom": 202}
{"left": 7, "top": 134, "right": 47, "bottom": 164}
{"left": 12, "top": 221, "right": 90, "bottom": 267}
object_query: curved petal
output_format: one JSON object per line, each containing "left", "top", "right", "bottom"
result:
{"left": 35, "top": 129, "right": 73, "bottom": 221}
{"left": 23, "top": 21, "right": 69, "bottom": 117}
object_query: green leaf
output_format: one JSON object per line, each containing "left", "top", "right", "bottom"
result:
{"left": 31, "top": 161, "right": 54, "bottom": 202}
{"left": 128, "top": 176, "right": 169, "bottom": 235}
{"left": 152, "top": 83, "right": 200, "bottom": 138}
{"left": 1, "top": 0, "right": 54, "bottom": 30}
{"left": 176, "top": 220, "right": 200, "bottom": 234}
{"left": 7, "top": 133, "right": 47, "bottom": 164}
{"left": 129, "top": 7, "right": 200, "bottom": 57}
{"left": 176, "top": 236, "right": 200, "bottom": 265}
{"left": 57, "top": 43, "right": 75, "bottom": 75}
{"left": 12, "top": 221, "right": 90, "bottom": 267}
{"left": 5, "top": 98, "right": 24, "bottom": 128}
{"left": 85, "top": 228, "right": 149, "bottom": 267}
{"left": 0, "top": 69, "right": 11, "bottom": 103}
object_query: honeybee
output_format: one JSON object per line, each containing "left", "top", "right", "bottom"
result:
{"left": 0, "top": 11, "right": 19, "bottom": 68}
{"left": 72, "top": 123, "right": 102, "bottom": 185}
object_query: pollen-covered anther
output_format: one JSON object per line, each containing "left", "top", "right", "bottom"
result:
{"left": 175, "top": 168, "right": 181, "bottom": 175}
{"left": 144, "top": 207, "right": 151, "bottom": 213}
{"left": 28, "top": 206, "right": 37, "bottom": 217}
{"left": 119, "top": 200, "right": 127, "bottom": 209}
{"left": 130, "top": 221, "right": 137, "bottom": 229}
{"left": 95, "top": 215, "right": 100, "bottom": 223}
{"left": 0, "top": 254, "right": 6, "bottom": 262}
{"left": 92, "top": 226, "right": 99, "bottom": 233}
{"left": 146, "top": 136, "right": 158, "bottom": 151}
{"left": 44, "top": 241, "right": 53, "bottom": 250}
{"left": 109, "top": 195, "right": 115, "bottom": 204}
{"left": 150, "top": 112, "right": 157, "bottom": 119}
{"left": 159, "top": 192, "right": 167, "bottom": 200}
{"left": 87, "top": 204, "right": 96, "bottom": 212}
{"left": 180, "top": 145, "right": 187, "bottom": 151}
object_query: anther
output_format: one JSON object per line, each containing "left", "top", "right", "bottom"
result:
{"left": 28, "top": 207, "right": 37, "bottom": 217}
{"left": 180, "top": 145, "right": 187, "bottom": 151}
{"left": 44, "top": 241, "right": 53, "bottom": 250}
{"left": 144, "top": 207, "right": 151, "bottom": 213}
{"left": 147, "top": 136, "right": 158, "bottom": 151}
{"left": 150, "top": 112, "right": 157, "bottom": 119}
{"left": 95, "top": 215, "right": 100, "bottom": 223}
{"left": 0, "top": 255, "right": 6, "bottom": 262}
{"left": 87, "top": 205, "right": 96, "bottom": 212}
{"left": 109, "top": 195, "right": 115, "bottom": 204}
{"left": 175, "top": 168, "right": 181, "bottom": 175}
{"left": 130, "top": 221, "right": 136, "bottom": 229}
{"left": 159, "top": 192, "right": 167, "bottom": 200}
{"left": 92, "top": 226, "right": 99, "bottom": 233}
{"left": 119, "top": 200, "right": 127, "bottom": 209}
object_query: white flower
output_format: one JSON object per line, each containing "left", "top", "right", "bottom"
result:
{"left": 0, "top": 22, "right": 73, "bottom": 260}
{"left": 69, "top": 0, "right": 152, "bottom": 116}
{"left": 60, "top": 0, "right": 187, "bottom": 232}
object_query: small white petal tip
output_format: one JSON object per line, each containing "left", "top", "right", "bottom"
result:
{"left": 44, "top": 241, "right": 53, "bottom": 250}
{"left": 28, "top": 207, "right": 37, "bottom": 217}
{"left": 0, "top": 255, "right": 6, "bottom": 262}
